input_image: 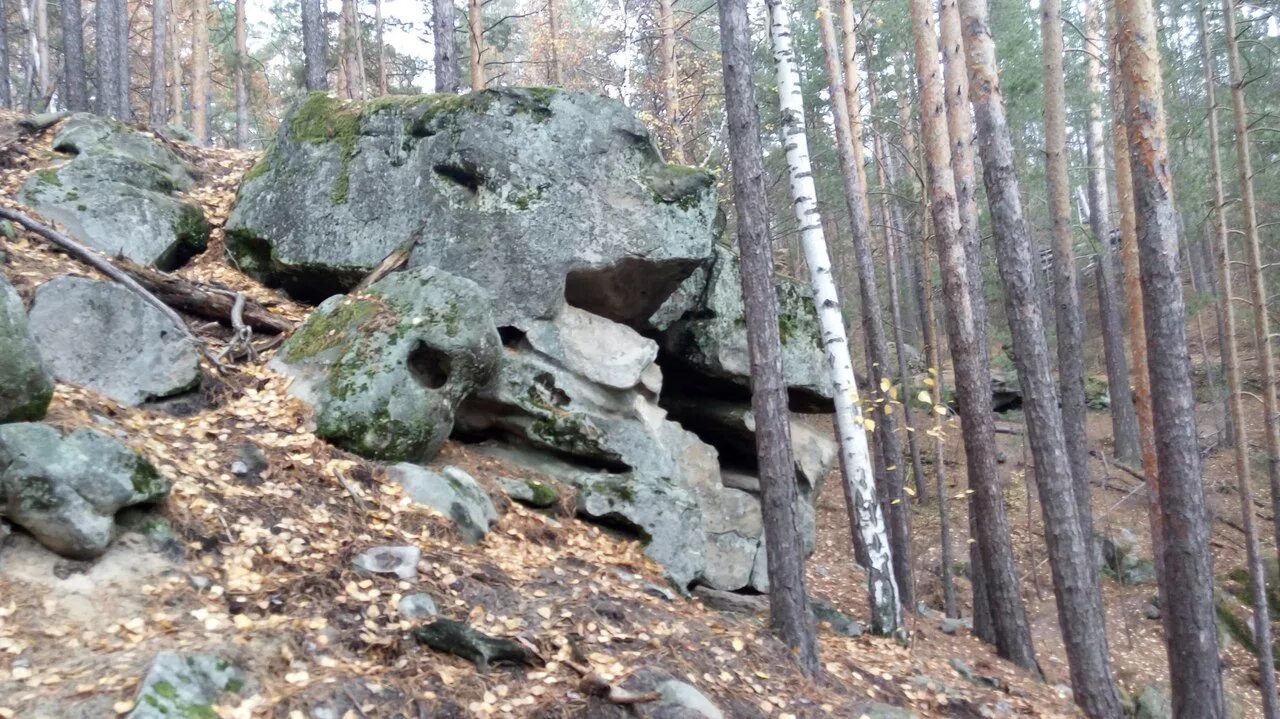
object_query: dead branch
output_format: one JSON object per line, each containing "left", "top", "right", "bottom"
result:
{"left": 352, "top": 224, "right": 425, "bottom": 293}
{"left": 564, "top": 659, "right": 661, "bottom": 705}
{"left": 116, "top": 258, "right": 294, "bottom": 334}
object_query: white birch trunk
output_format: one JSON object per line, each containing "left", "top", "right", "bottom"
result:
{"left": 765, "top": 0, "right": 900, "bottom": 635}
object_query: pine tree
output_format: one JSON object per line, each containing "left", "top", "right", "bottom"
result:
{"left": 468, "top": 0, "right": 485, "bottom": 89}
{"left": 149, "top": 0, "right": 167, "bottom": 124}
{"left": 192, "top": 0, "right": 209, "bottom": 142}
{"left": 658, "top": 0, "right": 682, "bottom": 161}
{"left": 63, "top": 0, "right": 88, "bottom": 111}
{"left": 433, "top": 0, "right": 460, "bottom": 92}
{"left": 302, "top": 0, "right": 328, "bottom": 91}
{"left": 0, "top": 0, "right": 10, "bottom": 109}
{"left": 234, "top": 0, "right": 249, "bottom": 146}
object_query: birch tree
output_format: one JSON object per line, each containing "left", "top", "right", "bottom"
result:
{"left": 766, "top": 0, "right": 900, "bottom": 637}
{"left": 1117, "top": 0, "right": 1225, "bottom": 712}
{"left": 1202, "top": 10, "right": 1279, "bottom": 715}
{"left": 433, "top": 0, "right": 460, "bottom": 92}
{"left": 718, "top": 0, "right": 819, "bottom": 675}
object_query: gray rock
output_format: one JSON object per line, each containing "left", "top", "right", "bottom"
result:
{"left": 351, "top": 545, "right": 420, "bottom": 580}
{"left": 226, "top": 90, "right": 718, "bottom": 323}
{"left": 1100, "top": 528, "right": 1157, "bottom": 586}
{"left": 939, "top": 617, "right": 967, "bottom": 635}
{"left": 398, "top": 593, "right": 437, "bottom": 619}
{"left": 498, "top": 477, "right": 559, "bottom": 508}
{"left": 0, "top": 277, "right": 53, "bottom": 423}
{"left": 811, "top": 598, "right": 864, "bottom": 637}
{"left": 389, "top": 464, "right": 497, "bottom": 543}
{"left": 659, "top": 245, "right": 831, "bottom": 410}
{"left": 655, "top": 680, "right": 724, "bottom": 719}
{"left": 21, "top": 114, "right": 208, "bottom": 270}
{"left": 1130, "top": 684, "right": 1171, "bottom": 719}
{"left": 523, "top": 305, "right": 659, "bottom": 390}
{"left": 887, "top": 341, "right": 926, "bottom": 374}
{"left": 0, "top": 423, "right": 168, "bottom": 558}
{"left": 692, "top": 585, "right": 767, "bottom": 614}
{"left": 27, "top": 276, "right": 201, "bottom": 406}
{"left": 1145, "top": 602, "right": 1161, "bottom": 620}
{"left": 229, "top": 443, "right": 269, "bottom": 483}
{"left": 850, "top": 703, "right": 918, "bottom": 719}
{"left": 0, "top": 518, "right": 9, "bottom": 548}
{"left": 272, "top": 266, "right": 501, "bottom": 462}
{"left": 127, "top": 652, "right": 245, "bottom": 719}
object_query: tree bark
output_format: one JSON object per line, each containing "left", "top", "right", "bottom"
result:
{"left": 62, "top": 0, "right": 88, "bottom": 111}
{"left": 547, "top": 0, "right": 562, "bottom": 85}
{"left": 234, "top": 0, "right": 248, "bottom": 146}
{"left": 766, "top": 0, "right": 900, "bottom": 637}
{"left": 167, "top": 0, "right": 182, "bottom": 127}
{"left": 301, "top": 0, "right": 328, "bottom": 91}
{"left": 816, "top": 0, "right": 912, "bottom": 610}
{"left": 1117, "top": 0, "right": 1225, "bottom": 713}
{"left": 375, "top": 0, "right": 387, "bottom": 94}
{"left": 432, "top": 0, "right": 459, "bottom": 92}
{"left": 115, "top": 0, "right": 129, "bottom": 118}
{"left": 1083, "top": 0, "right": 1139, "bottom": 464}
{"left": 95, "top": 0, "right": 121, "bottom": 117}
{"left": 1201, "top": 10, "right": 1279, "bottom": 715}
{"left": 718, "top": 0, "right": 819, "bottom": 677}
{"left": 191, "top": 0, "right": 209, "bottom": 143}
{"left": 0, "top": 0, "right": 10, "bottom": 109}
{"left": 468, "top": 0, "right": 484, "bottom": 89}
{"left": 893, "top": 83, "right": 925, "bottom": 345}
{"left": 911, "top": 0, "right": 1038, "bottom": 674}
{"left": 339, "top": 0, "right": 364, "bottom": 99}
{"left": 959, "top": 1, "right": 1122, "bottom": 708}
{"left": 1222, "top": 0, "right": 1280, "bottom": 571}
{"left": 34, "top": 0, "right": 48, "bottom": 99}
{"left": 148, "top": 0, "right": 166, "bottom": 124}
{"left": 658, "top": 0, "right": 682, "bottom": 162}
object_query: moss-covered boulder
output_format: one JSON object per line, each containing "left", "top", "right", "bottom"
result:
{"left": 657, "top": 245, "right": 832, "bottom": 411}
{"left": 226, "top": 89, "right": 719, "bottom": 323}
{"left": 0, "top": 422, "right": 168, "bottom": 558}
{"left": 19, "top": 114, "right": 209, "bottom": 270}
{"left": 272, "top": 266, "right": 500, "bottom": 462}
{"left": 127, "top": 652, "right": 245, "bottom": 719}
{"left": 0, "top": 277, "right": 53, "bottom": 423}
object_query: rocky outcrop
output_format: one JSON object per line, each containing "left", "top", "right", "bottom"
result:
{"left": 0, "top": 422, "right": 168, "bottom": 558}
{"left": 226, "top": 90, "right": 719, "bottom": 321}
{"left": 0, "top": 277, "right": 53, "bottom": 422}
{"left": 27, "top": 276, "right": 202, "bottom": 406}
{"left": 20, "top": 114, "right": 209, "bottom": 270}
{"left": 657, "top": 245, "right": 832, "bottom": 410}
{"left": 272, "top": 267, "right": 501, "bottom": 461}
{"left": 127, "top": 653, "right": 245, "bottom": 719}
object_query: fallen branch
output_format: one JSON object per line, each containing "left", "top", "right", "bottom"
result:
{"left": 0, "top": 205, "right": 226, "bottom": 371}
{"left": 352, "top": 224, "right": 426, "bottom": 293}
{"left": 564, "top": 659, "right": 661, "bottom": 705}
{"left": 116, "top": 258, "right": 294, "bottom": 334}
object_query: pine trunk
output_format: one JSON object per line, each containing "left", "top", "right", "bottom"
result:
{"left": 0, "top": 0, "right": 10, "bottom": 109}
{"left": 719, "top": 0, "right": 819, "bottom": 676}
{"left": 1117, "top": 0, "right": 1225, "bottom": 713}
{"left": 148, "top": 0, "right": 166, "bottom": 124}
{"left": 547, "top": 0, "right": 562, "bottom": 85}
{"left": 234, "top": 0, "right": 248, "bottom": 146}
{"left": 167, "top": 0, "right": 182, "bottom": 126}
{"left": 191, "top": 0, "right": 209, "bottom": 143}
{"left": 301, "top": 0, "right": 328, "bottom": 91}
{"left": 766, "top": 0, "right": 900, "bottom": 637}
{"left": 1201, "top": 9, "right": 1280, "bottom": 714}
{"left": 115, "top": 0, "right": 129, "bottom": 117}
{"left": 95, "top": 0, "right": 120, "bottom": 117}
{"left": 817, "top": 0, "right": 912, "bottom": 609}
{"left": 432, "top": 0, "right": 459, "bottom": 92}
{"left": 468, "top": 0, "right": 483, "bottom": 89}
{"left": 658, "top": 0, "right": 682, "bottom": 162}
{"left": 375, "top": 0, "right": 387, "bottom": 94}
{"left": 339, "top": 0, "right": 363, "bottom": 99}
{"left": 63, "top": 0, "right": 88, "bottom": 111}
{"left": 34, "top": 0, "right": 47, "bottom": 99}
{"left": 1083, "top": 0, "right": 1139, "bottom": 464}
{"left": 893, "top": 84, "right": 925, "bottom": 345}
{"left": 911, "top": 0, "right": 1037, "bottom": 673}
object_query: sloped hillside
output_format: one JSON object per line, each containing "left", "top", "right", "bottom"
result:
{"left": 0, "top": 107, "right": 1076, "bottom": 718}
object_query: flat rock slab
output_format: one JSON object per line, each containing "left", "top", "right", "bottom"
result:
{"left": 127, "top": 652, "right": 245, "bottom": 719}
{"left": 0, "top": 277, "right": 53, "bottom": 423}
{"left": 27, "top": 276, "right": 201, "bottom": 406}
{"left": 351, "top": 545, "right": 420, "bottom": 580}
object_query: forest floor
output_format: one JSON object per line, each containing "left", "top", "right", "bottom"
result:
{"left": 0, "top": 110, "right": 1264, "bottom": 718}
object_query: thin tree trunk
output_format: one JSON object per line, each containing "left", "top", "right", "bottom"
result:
{"left": 375, "top": 0, "right": 387, "bottom": 94}
{"left": 1200, "top": 220, "right": 1236, "bottom": 447}
{"left": 191, "top": 0, "right": 208, "bottom": 143}
{"left": 1043, "top": 0, "right": 1096, "bottom": 546}
{"left": 1107, "top": 6, "right": 1162, "bottom": 583}
{"left": 1202, "top": 9, "right": 1280, "bottom": 715}
{"left": 1084, "top": 0, "right": 1139, "bottom": 464}
{"left": 1117, "top": 0, "right": 1226, "bottom": 713}
{"left": 354, "top": 0, "right": 367, "bottom": 97}
{"left": 817, "top": 0, "right": 912, "bottom": 610}
{"left": 234, "top": 0, "right": 248, "bottom": 146}
{"left": 62, "top": 0, "right": 88, "bottom": 110}
{"left": 433, "top": 0, "right": 459, "bottom": 92}
{"left": 468, "top": 0, "right": 483, "bottom": 89}
{"left": 0, "top": 0, "right": 10, "bottom": 109}
{"left": 339, "top": 0, "right": 363, "bottom": 99}
{"left": 301, "top": 0, "right": 328, "bottom": 91}
{"left": 115, "top": 0, "right": 128, "bottom": 117}
{"left": 720, "top": 0, "right": 819, "bottom": 676}
{"left": 895, "top": 82, "right": 927, "bottom": 346}
{"left": 167, "top": 0, "right": 181, "bottom": 126}
{"left": 547, "top": 0, "right": 562, "bottom": 85}
{"left": 34, "top": 0, "right": 48, "bottom": 98}
{"left": 658, "top": 0, "right": 682, "bottom": 161}
{"left": 148, "top": 0, "right": 166, "bottom": 124}
{"left": 95, "top": 0, "right": 120, "bottom": 116}
{"left": 1223, "top": 0, "right": 1280, "bottom": 569}
{"left": 766, "top": 0, "right": 900, "bottom": 638}
{"left": 912, "top": 0, "right": 1038, "bottom": 674}
{"left": 961, "top": 1, "right": 1123, "bottom": 710}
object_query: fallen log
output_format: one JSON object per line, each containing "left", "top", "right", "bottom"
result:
{"left": 116, "top": 259, "right": 294, "bottom": 334}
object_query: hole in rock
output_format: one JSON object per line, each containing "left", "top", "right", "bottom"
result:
{"left": 497, "top": 326, "right": 526, "bottom": 347}
{"left": 432, "top": 162, "right": 483, "bottom": 194}
{"left": 408, "top": 341, "right": 452, "bottom": 389}
{"left": 563, "top": 258, "right": 702, "bottom": 329}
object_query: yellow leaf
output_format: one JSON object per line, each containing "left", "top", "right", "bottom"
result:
{"left": 879, "top": 377, "right": 891, "bottom": 392}
{"left": 917, "top": 390, "right": 932, "bottom": 405}
{"left": 863, "top": 418, "right": 876, "bottom": 433}
{"left": 934, "top": 405, "right": 949, "bottom": 416}
{"left": 904, "top": 485, "right": 916, "bottom": 497}
{"left": 732, "top": 637, "right": 745, "bottom": 652}
{"left": 924, "top": 376, "right": 935, "bottom": 386}
{"left": 884, "top": 404, "right": 894, "bottom": 415}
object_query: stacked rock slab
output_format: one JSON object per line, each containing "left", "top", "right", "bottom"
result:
{"left": 0, "top": 277, "right": 53, "bottom": 423}
{"left": 19, "top": 114, "right": 210, "bottom": 270}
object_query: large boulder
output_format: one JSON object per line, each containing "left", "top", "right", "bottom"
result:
{"left": 0, "top": 423, "right": 169, "bottom": 558}
{"left": 657, "top": 245, "right": 832, "bottom": 410}
{"left": 0, "top": 277, "right": 53, "bottom": 422}
{"left": 27, "top": 276, "right": 201, "bottom": 406}
{"left": 226, "top": 89, "right": 719, "bottom": 323}
{"left": 272, "top": 266, "right": 500, "bottom": 462}
{"left": 20, "top": 114, "right": 209, "bottom": 270}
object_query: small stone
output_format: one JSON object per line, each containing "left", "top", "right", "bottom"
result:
{"left": 655, "top": 680, "right": 724, "bottom": 719}
{"left": 398, "top": 593, "right": 437, "bottom": 619}
{"left": 189, "top": 575, "right": 212, "bottom": 590}
{"left": 1145, "top": 603, "right": 1161, "bottom": 620}
{"left": 127, "top": 652, "right": 244, "bottom": 719}
{"left": 498, "top": 477, "right": 559, "bottom": 509}
{"left": 230, "top": 461, "right": 249, "bottom": 475}
{"left": 811, "top": 598, "right": 864, "bottom": 637}
{"left": 352, "top": 546, "right": 420, "bottom": 580}
{"left": 939, "top": 617, "right": 967, "bottom": 635}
